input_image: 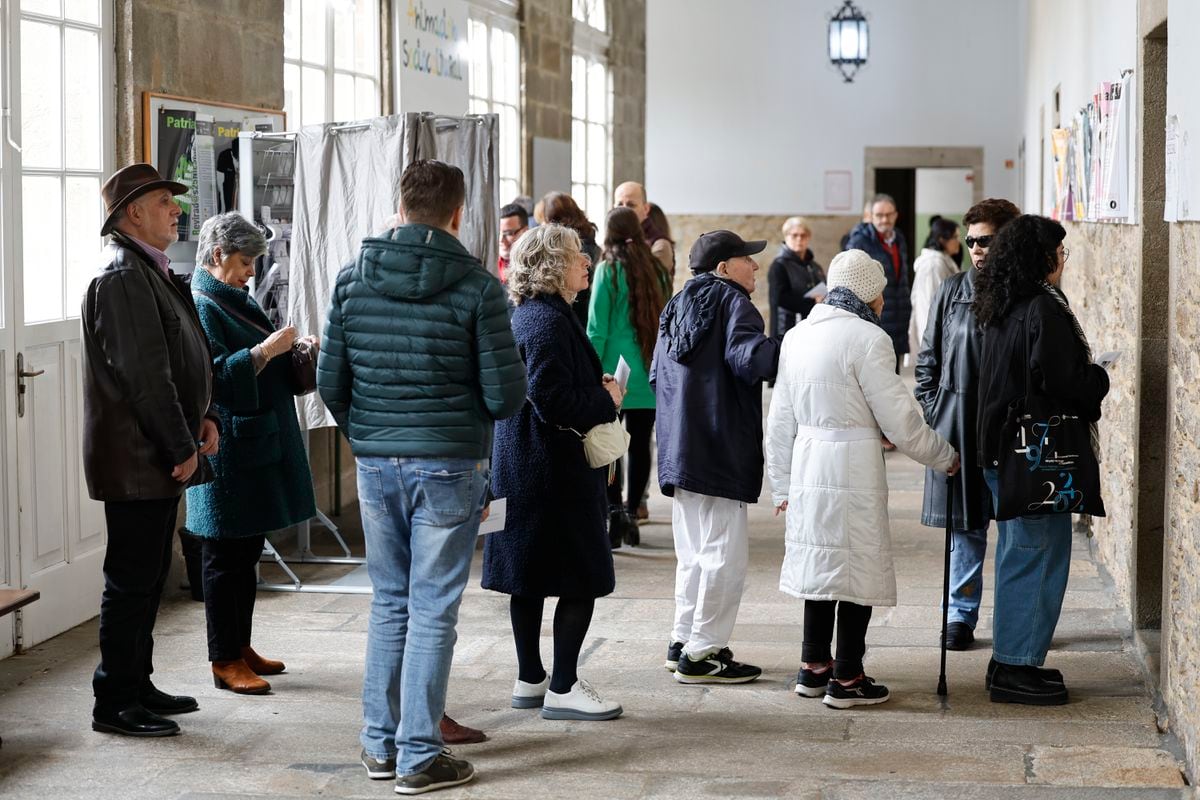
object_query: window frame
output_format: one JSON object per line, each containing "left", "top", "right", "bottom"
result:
{"left": 284, "top": 0, "right": 382, "bottom": 127}
{"left": 466, "top": 0, "right": 522, "bottom": 202}
{"left": 571, "top": 9, "right": 612, "bottom": 226}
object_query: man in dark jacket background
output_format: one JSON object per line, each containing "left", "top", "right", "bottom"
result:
{"left": 318, "top": 160, "right": 526, "bottom": 795}
{"left": 652, "top": 230, "right": 780, "bottom": 686}
{"left": 84, "top": 164, "right": 221, "bottom": 738}
{"left": 846, "top": 194, "right": 912, "bottom": 373}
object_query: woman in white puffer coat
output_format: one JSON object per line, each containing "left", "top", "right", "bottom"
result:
{"left": 766, "top": 249, "right": 959, "bottom": 709}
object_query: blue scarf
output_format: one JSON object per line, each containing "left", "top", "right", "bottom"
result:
{"left": 823, "top": 286, "right": 882, "bottom": 328}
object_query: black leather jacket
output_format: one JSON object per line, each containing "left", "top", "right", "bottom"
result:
{"left": 914, "top": 269, "right": 991, "bottom": 530}
{"left": 81, "top": 233, "right": 215, "bottom": 501}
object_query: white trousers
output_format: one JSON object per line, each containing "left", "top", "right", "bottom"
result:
{"left": 670, "top": 489, "right": 749, "bottom": 656}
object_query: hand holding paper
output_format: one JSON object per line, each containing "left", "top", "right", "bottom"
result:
{"left": 1095, "top": 351, "right": 1123, "bottom": 370}
{"left": 614, "top": 355, "right": 631, "bottom": 392}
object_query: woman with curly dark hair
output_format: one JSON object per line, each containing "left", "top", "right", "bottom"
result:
{"left": 973, "top": 214, "right": 1109, "bottom": 706}
{"left": 543, "top": 192, "right": 600, "bottom": 328}
{"left": 587, "top": 207, "right": 669, "bottom": 545}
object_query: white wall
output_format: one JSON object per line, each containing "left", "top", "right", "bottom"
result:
{"left": 645, "top": 0, "right": 1026, "bottom": 216}
{"left": 916, "top": 168, "right": 974, "bottom": 214}
{"left": 1020, "top": 0, "right": 1138, "bottom": 213}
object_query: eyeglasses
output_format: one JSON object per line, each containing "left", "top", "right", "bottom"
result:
{"left": 499, "top": 227, "right": 527, "bottom": 240}
{"left": 964, "top": 235, "right": 994, "bottom": 249}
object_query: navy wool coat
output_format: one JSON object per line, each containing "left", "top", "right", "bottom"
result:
{"left": 484, "top": 293, "right": 618, "bottom": 598}
{"left": 185, "top": 267, "right": 316, "bottom": 538}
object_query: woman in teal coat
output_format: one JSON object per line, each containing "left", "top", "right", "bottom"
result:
{"left": 587, "top": 207, "right": 669, "bottom": 545}
{"left": 187, "top": 212, "right": 316, "bottom": 695}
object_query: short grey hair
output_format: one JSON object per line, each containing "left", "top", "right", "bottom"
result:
{"left": 871, "top": 193, "right": 897, "bottom": 209}
{"left": 782, "top": 216, "right": 812, "bottom": 236}
{"left": 196, "top": 212, "right": 267, "bottom": 268}
{"left": 506, "top": 223, "right": 581, "bottom": 305}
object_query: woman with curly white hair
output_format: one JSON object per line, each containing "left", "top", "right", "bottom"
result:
{"left": 482, "top": 223, "right": 625, "bottom": 721}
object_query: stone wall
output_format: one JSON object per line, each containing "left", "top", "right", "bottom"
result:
{"left": 520, "top": 0, "right": 573, "bottom": 189}
{"left": 114, "top": 0, "right": 285, "bottom": 164}
{"left": 609, "top": 0, "right": 646, "bottom": 186}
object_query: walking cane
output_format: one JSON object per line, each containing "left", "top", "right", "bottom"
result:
{"left": 937, "top": 474, "right": 954, "bottom": 697}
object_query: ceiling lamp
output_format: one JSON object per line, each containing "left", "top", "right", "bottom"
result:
{"left": 828, "top": 1, "right": 869, "bottom": 83}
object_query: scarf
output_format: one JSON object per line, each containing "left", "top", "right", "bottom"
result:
{"left": 824, "top": 286, "right": 882, "bottom": 328}
{"left": 1040, "top": 280, "right": 1100, "bottom": 455}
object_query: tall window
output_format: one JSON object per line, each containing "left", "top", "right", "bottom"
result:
{"left": 467, "top": 1, "right": 521, "bottom": 203}
{"left": 284, "top": 0, "right": 381, "bottom": 127}
{"left": 16, "top": 0, "right": 110, "bottom": 323}
{"left": 571, "top": 3, "right": 611, "bottom": 225}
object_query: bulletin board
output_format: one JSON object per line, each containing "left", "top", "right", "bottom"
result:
{"left": 141, "top": 92, "right": 286, "bottom": 242}
{"left": 1166, "top": 2, "right": 1200, "bottom": 221}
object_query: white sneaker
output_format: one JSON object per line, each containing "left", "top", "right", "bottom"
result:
{"left": 511, "top": 676, "right": 550, "bottom": 709}
{"left": 541, "top": 678, "right": 623, "bottom": 721}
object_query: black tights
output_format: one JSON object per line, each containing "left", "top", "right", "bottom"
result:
{"left": 605, "top": 409, "right": 656, "bottom": 514}
{"left": 802, "top": 599, "right": 874, "bottom": 680}
{"left": 510, "top": 595, "right": 596, "bottom": 694}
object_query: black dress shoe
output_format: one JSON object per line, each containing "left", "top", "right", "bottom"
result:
{"left": 989, "top": 662, "right": 1068, "bottom": 706}
{"left": 140, "top": 685, "right": 199, "bottom": 715}
{"left": 944, "top": 622, "right": 975, "bottom": 651}
{"left": 92, "top": 705, "right": 181, "bottom": 737}
{"left": 985, "top": 657, "right": 1063, "bottom": 691}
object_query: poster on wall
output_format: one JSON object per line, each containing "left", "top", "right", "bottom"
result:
{"left": 395, "top": 0, "right": 469, "bottom": 115}
{"left": 156, "top": 108, "right": 199, "bottom": 240}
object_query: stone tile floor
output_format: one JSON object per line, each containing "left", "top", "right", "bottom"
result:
{"left": 0, "top": 450, "right": 1191, "bottom": 799}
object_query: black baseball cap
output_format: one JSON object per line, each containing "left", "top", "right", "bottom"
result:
{"left": 688, "top": 230, "right": 767, "bottom": 274}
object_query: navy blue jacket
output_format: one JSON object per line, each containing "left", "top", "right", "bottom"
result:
{"left": 651, "top": 272, "right": 780, "bottom": 504}
{"left": 846, "top": 221, "right": 912, "bottom": 356}
{"left": 484, "top": 293, "right": 617, "bottom": 598}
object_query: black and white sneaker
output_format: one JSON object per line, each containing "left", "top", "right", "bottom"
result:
{"left": 822, "top": 675, "right": 890, "bottom": 709}
{"left": 794, "top": 664, "right": 832, "bottom": 697}
{"left": 664, "top": 641, "right": 685, "bottom": 672}
{"left": 361, "top": 748, "right": 396, "bottom": 780}
{"left": 673, "top": 648, "right": 761, "bottom": 684}
{"left": 394, "top": 749, "right": 475, "bottom": 795}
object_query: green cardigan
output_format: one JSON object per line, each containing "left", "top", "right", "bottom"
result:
{"left": 586, "top": 260, "right": 656, "bottom": 410}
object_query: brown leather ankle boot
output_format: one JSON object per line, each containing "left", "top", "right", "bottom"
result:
{"left": 212, "top": 659, "right": 271, "bottom": 694}
{"left": 240, "top": 645, "right": 285, "bottom": 676}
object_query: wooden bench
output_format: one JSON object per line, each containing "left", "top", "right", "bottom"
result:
{"left": 0, "top": 588, "right": 40, "bottom": 749}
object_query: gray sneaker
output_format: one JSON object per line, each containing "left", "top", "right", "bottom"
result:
{"left": 361, "top": 748, "right": 396, "bottom": 780}
{"left": 395, "top": 749, "right": 475, "bottom": 795}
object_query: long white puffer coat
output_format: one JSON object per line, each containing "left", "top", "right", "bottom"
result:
{"left": 765, "top": 303, "right": 957, "bottom": 606}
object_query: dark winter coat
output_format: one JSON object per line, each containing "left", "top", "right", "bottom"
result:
{"left": 914, "top": 269, "right": 990, "bottom": 531}
{"left": 81, "top": 232, "right": 215, "bottom": 501}
{"left": 317, "top": 224, "right": 527, "bottom": 458}
{"left": 846, "top": 221, "right": 912, "bottom": 356}
{"left": 977, "top": 293, "right": 1109, "bottom": 468}
{"left": 767, "top": 245, "right": 825, "bottom": 339}
{"left": 651, "top": 272, "right": 780, "bottom": 504}
{"left": 484, "top": 293, "right": 617, "bottom": 598}
{"left": 185, "top": 267, "right": 316, "bottom": 538}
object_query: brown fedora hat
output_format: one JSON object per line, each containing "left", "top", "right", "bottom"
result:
{"left": 100, "top": 163, "right": 189, "bottom": 236}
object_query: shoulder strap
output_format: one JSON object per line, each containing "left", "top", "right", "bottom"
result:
{"left": 195, "top": 291, "right": 273, "bottom": 337}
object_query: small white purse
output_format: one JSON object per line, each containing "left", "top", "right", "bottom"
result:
{"left": 560, "top": 419, "right": 630, "bottom": 468}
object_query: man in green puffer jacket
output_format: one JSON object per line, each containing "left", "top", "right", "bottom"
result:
{"left": 317, "top": 160, "right": 525, "bottom": 795}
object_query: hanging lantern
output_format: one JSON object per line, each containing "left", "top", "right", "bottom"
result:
{"left": 828, "top": 1, "right": 869, "bottom": 83}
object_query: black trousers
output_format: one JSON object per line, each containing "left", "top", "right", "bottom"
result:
{"left": 201, "top": 534, "right": 266, "bottom": 662}
{"left": 801, "top": 599, "right": 874, "bottom": 680}
{"left": 605, "top": 409, "right": 656, "bottom": 514}
{"left": 93, "top": 497, "right": 180, "bottom": 711}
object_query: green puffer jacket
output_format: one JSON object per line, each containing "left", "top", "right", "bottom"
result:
{"left": 317, "top": 224, "right": 527, "bottom": 458}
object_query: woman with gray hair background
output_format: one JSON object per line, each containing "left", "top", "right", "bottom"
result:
{"left": 483, "top": 223, "right": 625, "bottom": 722}
{"left": 187, "top": 211, "right": 317, "bottom": 695}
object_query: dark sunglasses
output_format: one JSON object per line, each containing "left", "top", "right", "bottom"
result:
{"left": 964, "top": 235, "right": 995, "bottom": 249}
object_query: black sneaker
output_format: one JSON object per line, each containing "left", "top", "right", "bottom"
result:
{"left": 944, "top": 622, "right": 975, "bottom": 651}
{"left": 664, "top": 641, "right": 685, "bottom": 672}
{"left": 608, "top": 506, "right": 631, "bottom": 549}
{"left": 822, "top": 675, "right": 890, "bottom": 709}
{"left": 673, "top": 648, "right": 761, "bottom": 684}
{"left": 794, "top": 664, "right": 832, "bottom": 697}
{"left": 361, "top": 748, "right": 396, "bottom": 780}
{"left": 394, "top": 749, "right": 475, "bottom": 795}
{"left": 985, "top": 657, "right": 1063, "bottom": 691}
{"left": 989, "top": 663, "right": 1068, "bottom": 705}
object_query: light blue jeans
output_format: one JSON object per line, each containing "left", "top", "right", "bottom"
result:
{"left": 357, "top": 457, "right": 489, "bottom": 776}
{"left": 948, "top": 527, "right": 989, "bottom": 629}
{"left": 982, "top": 469, "right": 1072, "bottom": 667}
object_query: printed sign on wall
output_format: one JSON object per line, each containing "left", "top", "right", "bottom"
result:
{"left": 395, "top": 0, "right": 469, "bottom": 116}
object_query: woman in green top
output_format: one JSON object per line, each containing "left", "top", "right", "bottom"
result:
{"left": 587, "top": 207, "right": 669, "bottom": 546}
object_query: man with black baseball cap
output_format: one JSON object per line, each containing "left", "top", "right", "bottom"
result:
{"left": 652, "top": 230, "right": 781, "bottom": 685}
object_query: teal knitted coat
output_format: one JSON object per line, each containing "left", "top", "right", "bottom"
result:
{"left": 317, "top": 224, "right": 527, "bottom": 458}
{"left": 185, "top": 267, "right": 317, "bottom": 538}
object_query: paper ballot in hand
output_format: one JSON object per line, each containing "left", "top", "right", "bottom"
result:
{"left": 614, "top": 355, "right": 632, "bottom": 392}
{"left": 804, "top": 281, "right": 828, "bottom": 300}
{"left": 1095, "top": 351, "right": 1123, "bottom": 370}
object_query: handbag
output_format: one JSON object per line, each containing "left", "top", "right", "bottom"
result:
{"left": 559, "top": 419, "right": 630, "bottom": 469}
{"left": 195, "top": 291, "right": 318, "bottom": 396}
{"left": 994, "top": 310, "right": 1104, "bottom": 521}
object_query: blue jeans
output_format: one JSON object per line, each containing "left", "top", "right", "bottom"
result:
{"left": 982, "top": 469, "right": 1072, "bottom": 667}
{"left": 948, "top": 527, "right": 988, "bottom": 628}
{"left": 357, "top": 457, "right": 489, "bottom": 776}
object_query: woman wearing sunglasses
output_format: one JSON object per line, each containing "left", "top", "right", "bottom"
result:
{"left": 913, "top": 198, "right": 1020, "bottom": 652}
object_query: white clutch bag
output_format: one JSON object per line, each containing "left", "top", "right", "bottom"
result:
{"left": 561, "top": 419, "right": 630, "bottom": 468}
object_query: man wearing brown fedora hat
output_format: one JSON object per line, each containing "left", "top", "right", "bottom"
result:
{"left": 82, "top": 163, "right": 221, "bottom": 737}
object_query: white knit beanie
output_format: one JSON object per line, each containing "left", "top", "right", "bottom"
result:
{"left": 827, "top": 249, "right": 887, "bottom": 303}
